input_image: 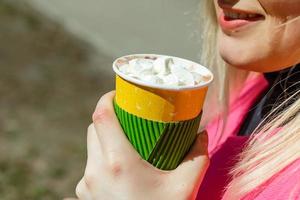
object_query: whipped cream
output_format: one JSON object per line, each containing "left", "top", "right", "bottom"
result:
{"left": 117, "top": 56, "right": 211, "bottom": 87}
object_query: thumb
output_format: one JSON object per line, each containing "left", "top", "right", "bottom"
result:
{"left": 170, "top": 131, "right": 209, "bottom": 185}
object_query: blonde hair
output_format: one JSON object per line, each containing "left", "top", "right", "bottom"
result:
{"left": 199, "top": 1, "right": 300, "bottom": 199}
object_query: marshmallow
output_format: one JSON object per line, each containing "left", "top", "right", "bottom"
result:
{"left": 118, "top": 56, "right": 207, "bottom": 87}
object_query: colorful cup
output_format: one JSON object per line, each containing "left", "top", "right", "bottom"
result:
{"left": 112, "top": 54, "right": 213, "bottom": 170}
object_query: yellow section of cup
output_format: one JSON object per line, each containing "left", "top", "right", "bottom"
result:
{"left": 115, "top": 75, "right": 208, "bottom": 122}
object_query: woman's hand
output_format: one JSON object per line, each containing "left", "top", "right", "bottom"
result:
{"left": 75, "top": 91, "right": 209, "bottom": 200}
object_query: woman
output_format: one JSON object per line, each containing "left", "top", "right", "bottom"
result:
{"left": 73, "top": 0, "right": 300, "bottom": 199}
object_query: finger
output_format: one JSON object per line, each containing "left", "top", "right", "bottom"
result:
{"left": 170, "top": 131, "right": 210, "bottom": 183}
{"left": 86, "top": 124, "right": 102, "bottom": 165}
{"left": 182, "top": 131, "right": 209, "bottom": 161}
{"left": 84, "top": 124, "right": 103, "bottom": 180}
{"left": 92, "top": 91, "right": 138, "bottom": 158}
{"left": 75, "top": 178, "right": 93, "bottom": 200}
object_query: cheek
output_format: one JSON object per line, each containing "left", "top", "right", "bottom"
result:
{"left": 275, "top": 22, "right": 300, "bottom": 64}
{"left": 259, "top": 0, "right": 300, "bottom": 17}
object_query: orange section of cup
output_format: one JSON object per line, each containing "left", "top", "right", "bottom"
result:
{"left": 115, "top": 75, "right": 208, "bottom": 122}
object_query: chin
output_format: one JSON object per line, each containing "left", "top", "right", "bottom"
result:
{"left": 220, "top": 51, "right": 296, "bottom": 73}
{"left": 219, "top": 52, "right": 266, "bottom": 72}
{"left": 217, "top": 35, "right": 275, "bottom": 72}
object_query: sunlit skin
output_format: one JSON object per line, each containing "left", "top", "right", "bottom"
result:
{"left": 214, "top": 0, "right": 300, "bottom": 72}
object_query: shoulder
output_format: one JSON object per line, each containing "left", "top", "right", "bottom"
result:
{"left": 245, "top": 159, "right": 300, "bottom": 200}
{"left": 206, "top": 74, "right": 268, "bottom": 154}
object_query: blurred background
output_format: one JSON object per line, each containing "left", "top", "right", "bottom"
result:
{"left": 0, "top": 0, "right": 201, "bottom": 199}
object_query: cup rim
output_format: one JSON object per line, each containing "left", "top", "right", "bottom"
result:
{"left": 112, "top": 53, "right": 214, "bottom": 91}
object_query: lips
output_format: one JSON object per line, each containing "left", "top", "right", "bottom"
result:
{"left": 218, "top": 9, "right": 265, "bottom": 31}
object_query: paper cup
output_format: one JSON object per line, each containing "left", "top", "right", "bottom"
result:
{"left": 112, "top": 54, "right": 213, "bottom": 170}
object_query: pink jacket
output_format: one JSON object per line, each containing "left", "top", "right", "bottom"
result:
{"left": 196, "top": 75, "right": 300, "bottom": 200}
